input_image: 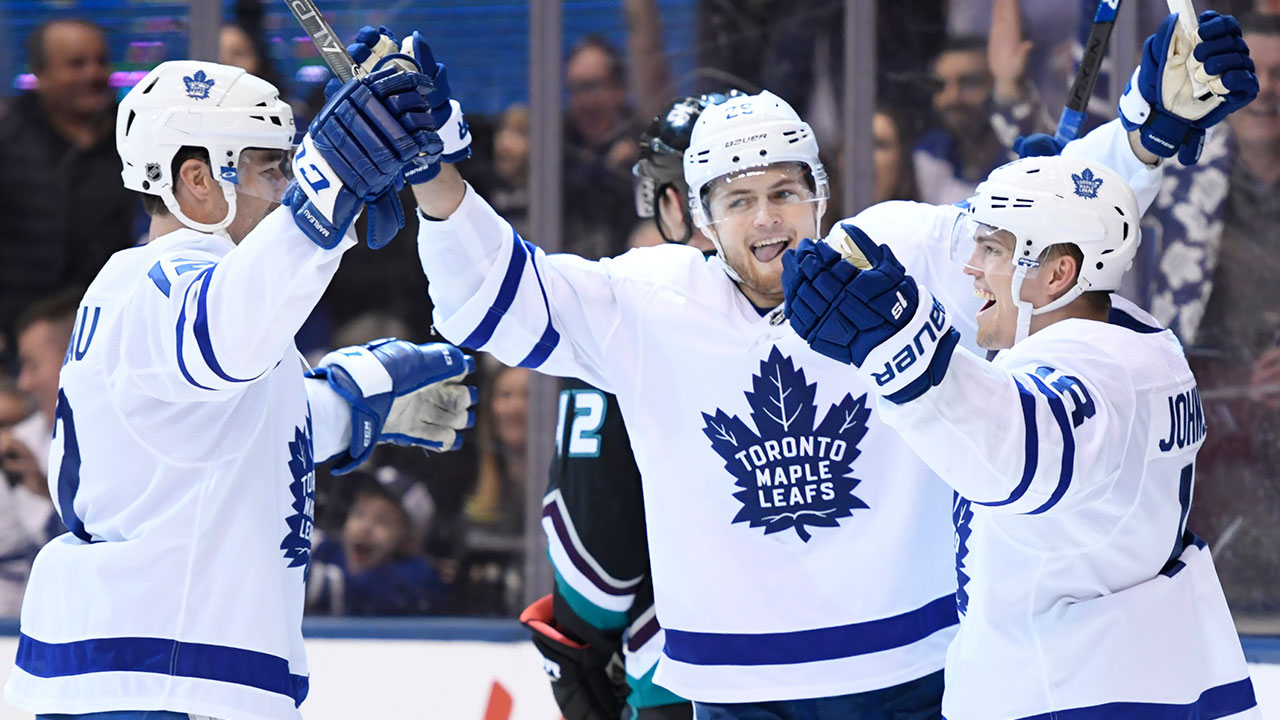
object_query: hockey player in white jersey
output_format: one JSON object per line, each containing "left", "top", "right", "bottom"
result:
{"left": 784, "top": 165, "right": 1257, "bottom": 720}
{"left": 390, "top": 12, "right": 1243, "bottom": 718}
{"left": 6, "top": 60, "right": 476, "bottom": 720}
{"left": 779, "top": 15, "right": 1260, "bottom": 719}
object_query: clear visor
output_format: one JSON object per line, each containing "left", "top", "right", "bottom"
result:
{"left": 948, "top": 215, "right": 1039, "bottom": 280}
{"left": 220, "top": 146, "right": 295, "bottom": 205}
{"left": 701, "top": 162, "right": 825, "bottom": 234}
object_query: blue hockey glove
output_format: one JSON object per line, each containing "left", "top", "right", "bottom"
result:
{"left": 287, "top": 67, "right": 443, "bottom": 250}
{"left": 344, "top": 25, "right": 473, "bottom": 184}
{"left": 1119, "top": 11, "right": 1258, "bottom": 165}
{"left": 782, "top": 224, "right": 959, "bottom": 404}
{"left": 1013, "top": 133, "right": 1065, "bottom": 159}
{"left": 307, "top": 338, "right": 477, "bottom": 474}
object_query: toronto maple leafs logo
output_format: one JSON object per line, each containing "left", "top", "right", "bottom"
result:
{"left": 702, "top": 347, "right": 871, "bottom": 542}
{"left": 182, "top": 69, "right": 216, "bottom": 100}
{"left": 1071, "top": 167, "right": 1103, "bottom": 199}
{"left": 281, "top": 419, "right": 316, "bottom": 578}
{"left": 952, "top": 494, "right": 974, "bottom": 616}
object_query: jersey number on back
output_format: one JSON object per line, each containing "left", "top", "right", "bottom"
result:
{"left": 555, "top": 389, "right": 606, "bottom": 458}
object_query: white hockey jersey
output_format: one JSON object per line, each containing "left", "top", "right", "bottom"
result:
{"left": 875, "top": 299, "right": 1258, "bottom": 720}
{"left": 420, "top": 120, "right": 1157, "bottom": 703}
{"left": 5, "top": 208, "right": 353, "bottom": 720}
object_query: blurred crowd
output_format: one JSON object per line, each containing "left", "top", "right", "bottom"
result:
{"left": 0, "top": 0, "right": 1277, "bottom": 625}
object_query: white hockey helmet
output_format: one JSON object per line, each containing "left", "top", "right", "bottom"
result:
{"left": 683, "top": 90, "right": 828, "bottom": 231}
{"left": 117, "top": 61, "right": 295, "bottom": 234}
{"left": 962, "top": 154, "right": 1140, "bottom": 342}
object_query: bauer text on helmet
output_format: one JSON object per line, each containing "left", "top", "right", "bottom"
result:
{"left": 682, "top": 90, "right": 828, "bottom": 306}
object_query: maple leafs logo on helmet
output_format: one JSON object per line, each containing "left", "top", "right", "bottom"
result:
{"left": 701, "top": 349, "right": 870, "bottom": 543}
{"left": 182, "top": 69, "right": 216, "bottom": 100}
{"left": 1071, "top": 167, "right": 1104, "bottom": 199}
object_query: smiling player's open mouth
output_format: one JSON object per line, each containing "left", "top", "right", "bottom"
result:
{"left": 752, "top": 237, "right": 790, "bottom": 263}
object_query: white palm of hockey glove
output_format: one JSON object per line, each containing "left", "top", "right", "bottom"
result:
{"left": 308, "top": 338, "right": 477, "bottom": 474}
{"left": 346, "top": 25, "right": 473, "bottom": 184}
{"left": 1119, "top": 10, "right": 1258, "bottom": 164}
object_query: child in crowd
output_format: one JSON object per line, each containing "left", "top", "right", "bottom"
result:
{"left": 307, "top": 469, "right": 449, "bottom": 616}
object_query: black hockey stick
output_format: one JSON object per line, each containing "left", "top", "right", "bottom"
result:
{"left": 283, "top": 0, "right": 359, "bottom": 82}
{"left": 1056, "top": 0, "right": 1125, "bottom": 144}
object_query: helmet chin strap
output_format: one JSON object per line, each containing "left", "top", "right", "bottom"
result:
{"left": 160, "top": 178, "right": 238, "bottom": 238}
{"left": 1010, "top": 263, "right": 1088, "bottom": 345}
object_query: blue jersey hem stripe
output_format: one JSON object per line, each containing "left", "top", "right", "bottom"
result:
{"left": 663, "top": 594, "right": 957, "bottom": 666}
{"left": 192, "top": 266, "right": 263, "bottom": 385}
{"left": 516, "top": 239, "right": 561, "bottom": 368}
{"left": 1003, "top": 676, "right": 1255, "bottom": 719}
{"left": 975, "top": 378, "right": 1039, "bottom": 507}
{"left": 16, "top": 633, "right": 309, "bottom": 707}
{"left": 461, "top": 228, "right": 527, "bottom": 350}
{"left": 1023, "top": 373, "right": 1075, "bottom": 516}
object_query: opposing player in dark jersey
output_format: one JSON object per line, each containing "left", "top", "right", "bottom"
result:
{"left": 519, "top": 94, "right": 734, "bottom": 720}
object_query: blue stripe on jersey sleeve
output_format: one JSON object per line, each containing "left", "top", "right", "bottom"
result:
{"left": 1013, "top": 676, "right": 1255, "bottom": 719}
{"left": 461, "top": 227, "right": 528, "bottom": 350}
{"left": 147, "top": 261, "right": 172, "bottom": 298}
{"left": 516, "top": 238, "right": 561, "bottom": 368}
{"left": 16, "top": 633, "right": 309, "bottom": 707}
{"left": 175, "top": 275, "right": 219, "bottom": 391}
{"left": 662, "top": 594, "right": 957, "bottom": 666}
{"left": 1023, "top": 372, "right": 1075, "bottom": 516}
{"left": 192, "top": 265, "right": 263, "bottom": 384}
{"left": 973, "top": 377, "right": 1040, "bottom": 508}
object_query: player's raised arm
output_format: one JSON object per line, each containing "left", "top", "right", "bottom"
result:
{"left": 1015, "top": 9, "right": 1257, "bottom": 213}
{"left": 340, "top": 27, "right": 634, "bottom": 391}
{"left": 782, "top": 159, "right": 1146, "bottom": 514}
{"left": 117, "top": 61, "right": 440, "bottom": 400}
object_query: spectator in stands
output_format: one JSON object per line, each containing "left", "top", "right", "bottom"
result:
{"left": 562, "top": 35, "right": 641, "bottom": 259}
{"left": 1166, "top": 13, "right": 1280, "bottom": 616}
{"left": 486, "top": 104, "right": 531, "bottom": 240}
{"left": 913, "top": 36, "right": 1011, "bottom": 204}
{"left": 873, "top": 107, "right": 921, "bottom": 203}
{"left": 456, "top": 364, "right": 530, "bottom": 615}
{"left": 0, "top": 292, "right": 77, "bottom": 615}
{"left": 307, "top": 469, "right": 448, "bottom": 616}
{"left": 0, "top": 20, "right": 138, "bottom": 358}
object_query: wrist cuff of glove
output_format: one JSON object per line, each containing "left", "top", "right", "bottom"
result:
{"left": 1140, "top": 110, "right": 1195, "bottom": 158}
{"left": 856, "top": 289, "right": 957, "bottom": 403}
{"left": 305, "top": 362, "right": 391, "bottom": 474}
{"left": 1118, "top": 68, "right": 1149, "bottom": 132}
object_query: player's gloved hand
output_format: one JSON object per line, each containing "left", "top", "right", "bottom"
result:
{"left": 1013, "top": 133, "right": 1065, "bottom": 159}
{"left": 520, "top": 595, "right": 627, "bottom": 720}
{"left": 286, "top": 67, "right": 443, "bottom": 250}
{"left": 344, "top": 25, "right": 472, "bottom": 185}
{"left": 782, "top": 224, "right": 960, "bottom": 404}
{"left": 307, "top": 338, "right": 477, "bottom": 474}
{"left": 1119, "top": 11, "right": 1258, "bottom": 164}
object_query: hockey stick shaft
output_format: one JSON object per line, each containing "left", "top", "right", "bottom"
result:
{"left": 1055, "top": 0, "right": 1125, "bottom": 144}
{"left": 283, "top": 0, "right": 358, "bottom": 83}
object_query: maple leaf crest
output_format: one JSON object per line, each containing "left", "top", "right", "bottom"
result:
{"left": 183, "top": 69, "right": 216, "bottom": 100}
{"left": 701, "top": 347, "right": 871, "bottom": 542}
{"left": 281, "top": 419, "right": 316, "bottom": 578}
{"left": 1071, "top": 167, "right": 1103, "bottom": 199}
{"left": 953, "top": 494, "right": 974, "bottom": 616}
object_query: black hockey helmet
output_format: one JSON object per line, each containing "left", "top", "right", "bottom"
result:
{"left": 632, "top": 91, "right": 740, "bottom": 244}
